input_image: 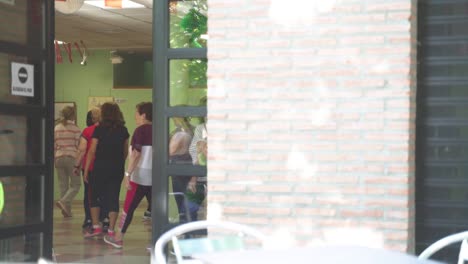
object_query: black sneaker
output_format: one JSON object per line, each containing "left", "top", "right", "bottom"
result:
{"left": 102, "top": 218, "right": 110, "bottom": 233}
{"left": 82, "top": 219, "right": 92, "bottom": 229}
{"left": 142, "top": 210, "right": 151, "bottom": 220}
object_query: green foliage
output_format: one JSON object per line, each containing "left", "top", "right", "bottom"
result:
{"left": 180, "top": 8, "right": 207, "bottom": 48}
{"left": 188, "top": 59, "right": 207, "bottom": 88}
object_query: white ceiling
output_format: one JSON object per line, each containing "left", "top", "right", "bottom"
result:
{"left": 55, "top": 1, "right": 153, "bottom": 50}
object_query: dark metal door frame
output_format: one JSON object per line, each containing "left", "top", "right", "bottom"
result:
{"left": 0, "top": 0, "right": 55, "bottom": 260}
{"left": 152, "top": 0, "right": 207, "bottom": 243}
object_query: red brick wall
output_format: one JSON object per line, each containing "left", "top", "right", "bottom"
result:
{"left": 207, "top": 0, "right": 417, "bottom": 252}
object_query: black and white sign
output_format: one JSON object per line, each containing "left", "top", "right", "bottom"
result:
{"left": 11, "top": 62, "right": 34, "bottom": 97}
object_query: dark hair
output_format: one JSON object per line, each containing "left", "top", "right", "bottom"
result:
{"left": 86, "top": 111, "right": 93, "bottom": 127}
{"left": 100, "top": 102, "right": 125, "bottom": 129}
{"left": 136, "top": 102, "right": 152, "bottom": 121}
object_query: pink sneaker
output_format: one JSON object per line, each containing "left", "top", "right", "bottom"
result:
{"left": 104, "top": 234, "right": 123, "bottom": 249}
{"left": 83, "top": 227, "right": 102, "bottom": 238}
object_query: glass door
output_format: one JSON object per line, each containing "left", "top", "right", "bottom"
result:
{"left": 0, "top": 0, "right": 54, "bottom": 261}
{"left": 416, "top": 0, "right": 468, "bottom": 261}
{"left": 152, "top": 0, "right": 208, "bottom": 241}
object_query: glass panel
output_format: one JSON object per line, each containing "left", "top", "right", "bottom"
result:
{"left": 425, "top": 144, "right": 468, "bottom": 161}
{"left": 427, "top": 20, "right": 468, "bottom": 38}
{"left": 0, "top": 115, "right": 42, "bottom": 165}
{"left": 170, "top": 59, "right": 207, "bottom": 106}
{"left": 426, "top": 62, "right": 468, "bottom": 78}
{"left": 425, "top": 42, "right": 468, "bottom": 57}
{"left": 423, "top": 185, "right": 468, "bottom": 203}
{"left": 426, "top": 83, "right": 468, "bottom": 98}
{"left": 0, "top": 1, "right": 27, "bottom": 45}
{"left": 0, "top": 233, "right": 43, "bottom": 262}
{"left": 170, "top": 0, "right": 208, "bottom": 48}
{"left": 426, "top": 2, "right": 468, "bottom": 17}
{"left": 0, "top": 175, "right": 44, "bottom": 227}
{"left": 425, "top": 124, "right": 468, "bottom": 141}
{"left": 169, "top": 175, "right": 207, "bottom": 224}
{"left": 426, "top": 104, "right": 468, "bottom": 119}
{"left": 418, "top": 2, "right": 468, "bottom": 261}
{"left": 168, "top": 116, "right": 207, "bottom": 166}
{"left": 426, "top": 165, "right": 468, "bottom": 182}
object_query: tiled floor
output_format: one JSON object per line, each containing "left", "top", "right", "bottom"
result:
{"left": 53, "top": 201, "right": 152, "bottom": 263}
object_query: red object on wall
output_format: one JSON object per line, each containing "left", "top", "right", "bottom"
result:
{"left": 105, "top": 0, "right": 122, "bottom": 8}
{"left": 62, "top": 43, "right": 73, "bottom": 63}
{"left": 54, "top": 40, "right": 63, "bottom": 64}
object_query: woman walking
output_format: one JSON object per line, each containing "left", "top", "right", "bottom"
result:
{"left": 83, "top": 102, "right": 129, "bottom": 239}
{"left": 73, "top": 108, "right": 109, "bottom": 232}
{"left": 104, "top": 102, "right": 153, "bottom": 249}
{"left": 54, "top": 106, "right": 81, "bottom": 217}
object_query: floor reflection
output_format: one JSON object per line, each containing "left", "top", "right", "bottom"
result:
{"left": 53, "top": 201, "right": 151, "bottom": 263}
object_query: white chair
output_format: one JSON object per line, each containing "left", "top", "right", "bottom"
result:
{"left": 418, "top": 231, "right": 468, "bottom": 264}
{"left": 153, "top": 220, "right": 266, "bottom": 264}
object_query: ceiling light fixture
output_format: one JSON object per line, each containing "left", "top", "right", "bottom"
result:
{"left": 84, "top": 0, "right": 145, "bottom": 9}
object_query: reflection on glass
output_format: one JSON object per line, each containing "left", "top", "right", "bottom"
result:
{"left": 427, "top": 2, "right": 468, "bottom": 16}
{"left": 170, "top": 59, "right": 207, "bottom": 106}
{"left": 0, "top": 175, "right": 44, "bottom": 227}
{"left": 191, "top": 119, "right": 207, "bottom": 166}
{"left": 427, "top": 64, "right": 468, "bottom": 78}
{"left": 428, "top": 22, "right": 468, "bottom": 38}
{"left": 170, "top": 0, "right": 207, "bottom": 48}
{"left": 0, "top": 115, "right": 42, "bottom": 165}
{"left": 426, "top": 42, "right": 468, "bottom": 57}
{"left": 426, "top": 165, "right": 468, "bottom": 181}
{"left": 0, "top": 233, "right": 42, "bottom": 262}
{"left": 427, "top": 125, "right": 468, "bottom": 141}
{"left": 427, "top": 84, "right": 468, "bottom": 98}
{"left": 169, "top": 175, "right": 207, "bottom": 224}
{"left": 427, "top": 104, "right": 468, "bottom": 119}
{"left": 169, "top": 117, "right": 195, "bottom": 165}
{"left": 0, "top": 1, "right": 27, "bottom": 45}
{"left": 168, "top": 116, "right": 207, "bottom": 166}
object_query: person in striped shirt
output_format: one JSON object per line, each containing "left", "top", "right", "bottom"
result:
{"left": 54, "top": 106, "right": 81, "bottom": 218}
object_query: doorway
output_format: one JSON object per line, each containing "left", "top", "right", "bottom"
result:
{"left": 0, "top": 0, "right": 208, "bottom": 261}
{"left": 52, "top": 0, "right": 208, "bottom": 262}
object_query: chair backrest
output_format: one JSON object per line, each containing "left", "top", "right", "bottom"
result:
{"left": 153, "top": 220, "right": 266, "bottom": 264}
{"left": 418, "top": 231, "right": 468, "bottom": 264}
